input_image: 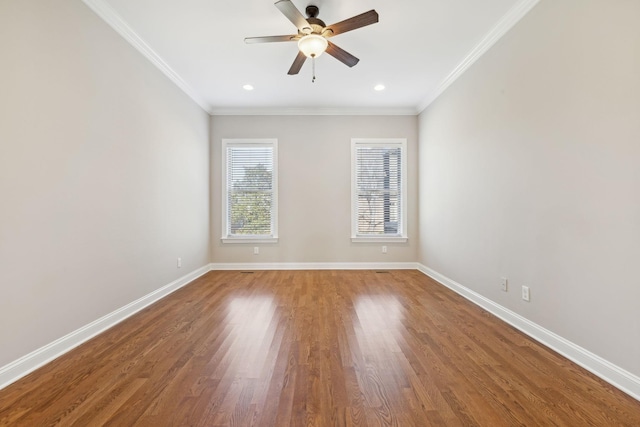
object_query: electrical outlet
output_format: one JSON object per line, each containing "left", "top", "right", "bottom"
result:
{"left": 522, "top": 285, "right": 530, "bottom": 301}
{"left": 501, "top": 277, "right": 508, "bottom": 292}
{"left": 177, "top": 257, "right": 182, "bottom": 268}
{"left": 253, "top": 247, "right": 259, "bottom": 255}
{"left": 382, "top": 245, "right": 387, "bottom": 254}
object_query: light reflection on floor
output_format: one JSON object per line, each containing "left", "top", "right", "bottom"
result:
{"left": 347, "top": 293, "right": 408, "bottom": 410}
{"left": 354, "top": 294, "right": 404, "bottom": 335}
{"left": 224, "top": 295, "right": 277, "bottom": 379}
{"left": 353, "top": 294, "right": 406, "bottom": 367}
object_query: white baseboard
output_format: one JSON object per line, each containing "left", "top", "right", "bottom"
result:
{"left": 417, "top": 264, "right": 640, "bottom": 401}
{"left": 1, "top": 262, "right": 412, "bottom": 390}
{"left": 0, "top": 264, "right": 211, "bottom": 391}
{"left": 5, "top": 262, "right": 637, "bottom": 403}
{"left": 210, "top": 262, "right": 419, "bottom": 271}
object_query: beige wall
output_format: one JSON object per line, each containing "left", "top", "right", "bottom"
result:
{"left": 210, "top": 115, "right": 418, "bottom": 264}
{"left": 0, "top": 0, "right": 210, "bottom": 366}
{"left": 418, "top": 0, "right": 640, "bottom": 376}
{"left": 6, "top": 0, "right": 637, "bottom": 392}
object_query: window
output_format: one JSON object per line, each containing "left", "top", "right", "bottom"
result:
{"left": 351, "top": 138, "right": 407, "bottom": 242}
{"left": 222, "top": 139, "right": 278, "bottom": 243}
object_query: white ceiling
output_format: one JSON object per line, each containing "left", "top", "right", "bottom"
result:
{"left": 85, "top": 0, "right": 538, "bottom": 114}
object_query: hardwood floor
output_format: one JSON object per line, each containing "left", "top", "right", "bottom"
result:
{"left": 0, "top": 270, "right": 639, "bottom": 426}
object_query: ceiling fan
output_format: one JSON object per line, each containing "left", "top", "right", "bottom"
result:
{"left": 245, "top": 0, "right": 379, "bottom": 81}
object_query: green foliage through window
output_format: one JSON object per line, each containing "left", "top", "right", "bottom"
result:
{"left": 229, "top": 164, "right": 273, "bottom": 235}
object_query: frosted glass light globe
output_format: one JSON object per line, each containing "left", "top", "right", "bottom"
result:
{"left": 298, "top": 34, "right": 328, "bottom": 58}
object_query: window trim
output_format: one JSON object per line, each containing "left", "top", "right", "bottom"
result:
{"left": 221, "top": 138, "right": 278, "bottom": 244}
{"left": 351, "top": 138, "right": 408, "bottom": 243}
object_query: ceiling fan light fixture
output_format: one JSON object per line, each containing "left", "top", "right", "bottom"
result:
{"left": 297, "top": 34, "right": 328, "bottom": 58}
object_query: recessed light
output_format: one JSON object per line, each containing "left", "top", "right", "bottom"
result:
{"left": 374, "top": 84, "right": 385, "bottom": 91}
{"left": 243, "top": 84, "right": 254, "bottom": 91}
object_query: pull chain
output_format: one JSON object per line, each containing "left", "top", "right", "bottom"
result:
{"left": 312, "top": 55, "right": 316, "bottom": 83}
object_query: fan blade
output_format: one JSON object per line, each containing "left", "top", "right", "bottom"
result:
{"left": 324, "top": 10, "right": 379, "bottom": 37}
{"left": 288, "top": 51, "right": 307, "bottom": 75}
{"left": 244, "top": 35, "right": 299, "bottom": 44}
{"left": 326, "top": 42, "right": 359, "bottom": 67}
{"left": 275, "top": 0, "right": 311, "bottom": 32}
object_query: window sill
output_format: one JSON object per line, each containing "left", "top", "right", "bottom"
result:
{"left": 222, "top": 237, "right": 279, "bottom": 244}
{"left": 351, "top": 236, "right": 408, "bottom": 243}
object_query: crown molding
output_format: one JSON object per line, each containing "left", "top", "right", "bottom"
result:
{"left": 209, "top": 107, "right": 419, "bottom": 116}
{"left": 417, "top": 0, "right": 540, "bottom": 113}
{"left": 81, "top": 0, "right": 211, "bottom": 113}
{"left": 81, "top": 0, "right": 416, "bottom": 117}
{"left": 83, "top": 0, "right": 538, "bottom": 118}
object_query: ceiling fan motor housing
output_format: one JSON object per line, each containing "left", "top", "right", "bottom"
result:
{"left": 305, "top": 5, "right": 319, "bottom": 18}
{"left": 304, "top": 5, "right": 326, "bottom": 34}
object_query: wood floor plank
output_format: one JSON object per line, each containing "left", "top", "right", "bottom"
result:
{"left": 1, "top": 269, "right": 639, "bottom": 426}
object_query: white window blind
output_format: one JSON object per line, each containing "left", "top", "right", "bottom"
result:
{"left": 222, "top": 139, "right": 277, "bottom": 241}
{"left": 352, "top": 139, "right": 407, "bottom": 241}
